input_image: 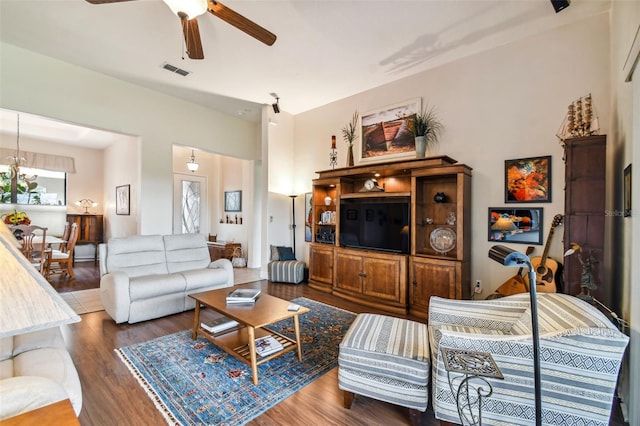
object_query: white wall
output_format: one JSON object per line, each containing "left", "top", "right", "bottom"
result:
{"left": 293, "top": 13, "right": 611, "bottom": 296}
{"left": 103, "top": 135, "right": 139, "bottom": 239}
{"left": 0, "top": 42, "right": 260, "bottom": 236}
{"left": 609, "top": 0, "right": 640, "bottom": 422}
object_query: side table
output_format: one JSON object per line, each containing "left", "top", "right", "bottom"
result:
{"left": 441, "top": 347, "right": 503, "bottom": 426}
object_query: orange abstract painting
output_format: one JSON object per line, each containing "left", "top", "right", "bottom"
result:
{"left": 505, "top": 156, "right": 551, "bottom": 203}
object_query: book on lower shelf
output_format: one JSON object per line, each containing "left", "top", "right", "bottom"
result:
{"left": 255, "top": 335, "right": 283, "bottom": 357}
{"left": 226, "top": 288, "right": 261, "bottom": 304}
{"left": 200, "top": 317, "right": 239, "bottom": 334}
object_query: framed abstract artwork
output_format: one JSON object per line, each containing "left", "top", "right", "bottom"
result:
{"left": 505, "top": 156, "right": 552, "bottom": 203}
{"left": 116, "top": 184, "right": 130, "bottom": 215}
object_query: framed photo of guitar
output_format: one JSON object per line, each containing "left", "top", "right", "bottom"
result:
{"left": 488, "top": 207, "right": 543, "bottom": 245}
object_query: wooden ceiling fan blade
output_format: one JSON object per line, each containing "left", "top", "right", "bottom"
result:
{"left": 208, "top": 1, "right": 276, "bottom": 46}
{"left": 180, "top": 15, "right": 205, "bottom": 60}
{"left": 85, "top": 0, "right": 136, "bottom": 4}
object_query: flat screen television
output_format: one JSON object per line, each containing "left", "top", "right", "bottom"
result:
{"left": 339, "top": 197, "right": 410, "bottom": 254}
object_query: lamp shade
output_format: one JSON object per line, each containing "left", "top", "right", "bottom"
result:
{"left": 491, "top": 216, "right": 518, "bottom": 232}
{"left": 0, "top": 222, "right": 80, "bottom": 338}
{"left": 187, "top": 149, "right": 199, "bottom": 172}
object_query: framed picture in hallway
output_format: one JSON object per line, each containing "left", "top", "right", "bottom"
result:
{"left": 116, "top": 184, "right": 130, "bottom": 215}
{"left": 224, "top": 190, "right": 242, "bottom": 212}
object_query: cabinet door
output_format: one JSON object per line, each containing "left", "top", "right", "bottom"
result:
{"left": 334, "top": 251, "right": 363, "bottom": 293}
{"left": 410, "top": 258, "right": 457, "bottom": 317}
{"left": 362, "top": 256, "right": 403, "bottom": 302}
{"left": 309, "top": 245, "right": 334, "bottom": 285}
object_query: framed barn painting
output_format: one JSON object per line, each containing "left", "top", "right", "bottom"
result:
{"left": 358, "top": 99, "right": 420, "bottom": 164}
{"left": 505, "top": 156, "right": 552, "bottom": 203}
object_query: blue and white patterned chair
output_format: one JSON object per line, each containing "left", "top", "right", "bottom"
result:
{"left": 338, "top": 313, "right": 430, "bottom": 425}
{"left": 428, "top": 293, "right": 629, "bottom": 426}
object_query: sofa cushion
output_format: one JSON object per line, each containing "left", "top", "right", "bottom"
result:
{"left": 12, "top": 328, "right": 65, "bottom": 356}
{"left": 270, "top": 245, "right": 280, "bottom": 261}
{"left": 510, "top": 293, "right": 613, "bottom": 335}
{"left": 277, "top": 246, "right": 296, "bottom": 261}
{"left": 0, "top": 359, "right": 13, "bottom": 380}
{"left": 0, "top": 376, "right": 69, "bottom": 420}
{"left": 181, "top": 268, "right": 229, "bottom": 292}
{"left": 129, "top": 273, "right": 186, "bottom": 301}
{"left": 164, "top": 234, "right": 211, "bottom": 273}
{"left": 0, "top": 338, "right": 12, "bottom": 362}
{"left": 106, "top": 235, "right": 168, "bottom": 278}
{"left": 13, "top": 348, "right": 82, "bottom": 415}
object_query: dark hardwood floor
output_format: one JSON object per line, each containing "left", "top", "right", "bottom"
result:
{"left": 49, "top": 260, "right": 101, "bottom": 293}
{"left": 59, "top": 263, "right": 627, "bottom": 426}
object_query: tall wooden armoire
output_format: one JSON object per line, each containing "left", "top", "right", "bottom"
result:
{"left": 563, "top": 135, "right": 611, "bottom": 309}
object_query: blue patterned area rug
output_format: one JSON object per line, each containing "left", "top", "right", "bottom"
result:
{"left": 116, "top": 297, "right": 355, "bottom": 425}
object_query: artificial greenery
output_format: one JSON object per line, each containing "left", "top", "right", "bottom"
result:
{"left": 0, "top": 171, "right": 40, "bottom": 204}
{"left": 341, "top": 111, "right": 359, "bottom": 145}
{"left": 412, "top": 105, "right": 443, "bottom": 147}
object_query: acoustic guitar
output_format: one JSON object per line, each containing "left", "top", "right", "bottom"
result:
{"left": 495, "top": 246, "right": 534, "bottom": 296}
{"left": 526, "top": 214, "right": 564, "bottom": 293}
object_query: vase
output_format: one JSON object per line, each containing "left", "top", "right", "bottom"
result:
{"left": 347, "top": 144, "right": 354, "bottom": 167}
{"left": 415, "top": 136, "right": 427, "bottom": 158}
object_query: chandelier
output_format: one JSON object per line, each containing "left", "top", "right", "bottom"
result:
{"left": 6, "top": 114, "right": 37, "bottom": 183}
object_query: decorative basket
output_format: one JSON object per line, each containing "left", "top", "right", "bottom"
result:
{"left": 231, "top": 247, "right": 247, "bottom": 268}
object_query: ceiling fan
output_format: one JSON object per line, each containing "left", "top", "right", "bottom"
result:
{"left": 85, "top": 0, "right": 277, "bottom": 60}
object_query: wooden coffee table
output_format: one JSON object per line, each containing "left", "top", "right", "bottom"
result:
{"left": 189, "top": 287, "right": 310, "bottom": 385}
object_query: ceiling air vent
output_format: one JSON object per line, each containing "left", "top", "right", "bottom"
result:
{"left": 161, "top": 63, "right": 190, "bottom": 77}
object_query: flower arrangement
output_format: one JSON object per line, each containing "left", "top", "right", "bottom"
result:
{"left": 2, "top": 209, "right": 31, "bottom": 225}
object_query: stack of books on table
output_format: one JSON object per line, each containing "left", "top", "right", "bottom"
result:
{"left": 226, "top": 288, "right": 261, "bottom": 304}
{"left": 255, "top": 335, "right": 283, "bottom": 357}
{"left": 200, "top": 317, "right": 239, "bottom": 335}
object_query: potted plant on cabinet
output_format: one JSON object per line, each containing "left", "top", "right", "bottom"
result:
{"left": 341, "top": 111, "right": 359, "bottom": 167}
{"left": 411, "top": 105, "right": 443, "bottom": 158}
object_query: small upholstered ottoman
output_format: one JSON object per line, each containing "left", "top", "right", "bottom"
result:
{"left": 268, "top": 260, "right": 305, "bottom": 284}
{"left": 338, "top": 313, "right": 430, "bottom": 424}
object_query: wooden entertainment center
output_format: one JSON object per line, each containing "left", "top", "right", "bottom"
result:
{"left": 308, "top": 156, "right": 471, "bottom": 318}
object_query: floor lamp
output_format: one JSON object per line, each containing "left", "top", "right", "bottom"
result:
{"left": 289, "top": 195, "right": 298, "bottom": 257}
{"left": 489, "top": 245, "right": 541, "bottom": 426}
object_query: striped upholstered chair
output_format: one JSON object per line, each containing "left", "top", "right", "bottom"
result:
{"left": 428, "top": 293, "right": 629, "bottom": 426}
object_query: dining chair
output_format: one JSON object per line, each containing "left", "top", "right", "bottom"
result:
{"left": 11, "top": 224, "right": 49, "bottom": 274}
{"left": 57, "top": 221, "right": 71, "bottom": 252}
{"left": 45, "top": 222, "right": 79, "bottom": 280}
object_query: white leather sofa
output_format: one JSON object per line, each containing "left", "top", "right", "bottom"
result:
{"left": 0, "top": 328, "right": 82, "bottom": 419}
{"left": 99, "top": 233, "right": 234, "bottom": 324}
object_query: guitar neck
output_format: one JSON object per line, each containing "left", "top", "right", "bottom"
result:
{"left": 540, "top": 227, "right": 555, "bottom": 264}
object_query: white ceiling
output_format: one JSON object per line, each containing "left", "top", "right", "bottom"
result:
{"left": 0, "top": 0, "right": 610, "bottom": 143}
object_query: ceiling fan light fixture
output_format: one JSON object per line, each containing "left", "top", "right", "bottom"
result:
{"left": 187, "top": 149, "right": 199, "bottom": 172}
{"left": 162, "top": 0, "right": 208, "bottom": 19}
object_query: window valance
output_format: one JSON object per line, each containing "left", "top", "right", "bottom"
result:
{"left": 0, "top": 148, "right": 76, "bottom": 173}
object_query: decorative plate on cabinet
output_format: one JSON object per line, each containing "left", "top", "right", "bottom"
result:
{"left": 429, "top": 227, "right": 456, "bottom": 254}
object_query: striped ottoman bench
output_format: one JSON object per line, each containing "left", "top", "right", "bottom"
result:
{"left": 338, "top": 313, "right": 430, "bottom": 424}
{"left": 267, "top": 260, "right": 305, "bottom": 284}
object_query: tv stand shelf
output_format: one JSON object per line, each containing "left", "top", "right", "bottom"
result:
{"left": 340, "top": 191, "right": 411, "bottom": 199}
{"left": 308, "top": 156, "right": 472, "bottom": 316}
